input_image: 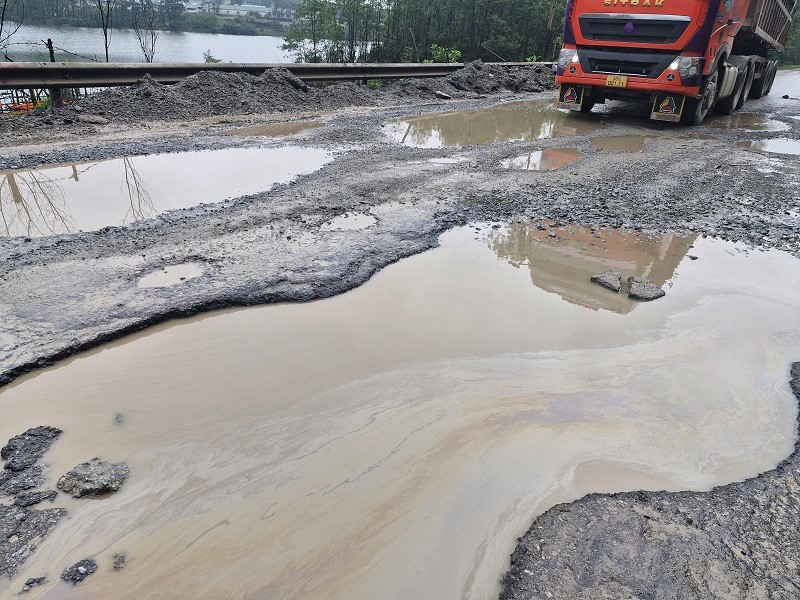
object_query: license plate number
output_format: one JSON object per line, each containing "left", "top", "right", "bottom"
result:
{"left": 606, "top": 74, "right": 628, "bottom": 88}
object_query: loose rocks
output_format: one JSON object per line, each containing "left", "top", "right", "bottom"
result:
{"left": 57, "top": 458, "right": 130, "bottom": 498}
{"left": 0, "top": 427, "right": 66, "bottom": 578}
{"left": 590, "top": 270, "right": 622, "bottom": 293}
{"left": 61, "top": 559, "right": 97, "bottom": 584}
{"left": 627, "top": 276, "right": 665, "bottom": 301}
{"left": 1, "top": 426, "right": 62, "bottom": 472}
{"left": 20, "top": 576, "right": 47, "bottom": 593}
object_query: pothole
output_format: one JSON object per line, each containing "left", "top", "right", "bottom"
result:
{"left": 737, "top": 138, "right": 800, "bottom": 155}
{"left": 502, "top": 148, "right": 584, "bottom": 170}
{"left": 0, "top": 147, "right": 332, "bottom": 238}
{"left": 321, "top": 213, "right": 377, "bottom": 231}
{"left": 705, "top": 113, "right": 790, "bottom": 132}
{"left": 137, "top": 263, "right": 204, "bottom": 288}
{"left": 385, "top": 100, "right": 603, "bottom": 147}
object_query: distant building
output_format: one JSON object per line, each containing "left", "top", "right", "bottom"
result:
{"left": 218, "top": 3, "right": 271, "bottom": 17}
{"left": 183, "top": 1, "right": 205, "bottom": 13}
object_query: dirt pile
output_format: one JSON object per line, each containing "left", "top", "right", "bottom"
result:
{"left": 63, "top": 63, "right": 554, "bottom": 123}
{"left": 446, "top": 60, "right": 553, "bottom": 94}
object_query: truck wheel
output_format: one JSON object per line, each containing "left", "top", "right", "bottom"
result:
{"left": 763, "top": 61, "right": 777, "bottom": 95}
{"left": 748, "top": 62, "right": 770, "bottom": 99}
{"left": 716, "top": 68, "right": 745, "bottom": 115}
{"left": 682, "top": 69, "right": 718, "bottom": 125}
{"left": 736, "top": 64, "right": 754, "bottom": 109}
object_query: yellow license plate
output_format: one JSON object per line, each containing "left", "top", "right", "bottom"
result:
{"left": 606, "top": 74, "right": 628, "bottom": 88}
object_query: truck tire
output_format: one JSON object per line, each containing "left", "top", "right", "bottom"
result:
{"left": 736, "top": 63, "right": 754, "bottom": 110}
{"left": 682, "top": 68, "right": 718, "bottom": 125}
{"left": 763, "top": 61, "right": 777, "bottom": 95}
{"left": 716, "top": 67, "right": 745, "bottom": 115}
{"left": 748, "top": 63, "right": 769, "bottom": 99}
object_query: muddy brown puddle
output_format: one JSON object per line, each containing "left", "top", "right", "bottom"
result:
{"left": 0, "top": 147, "right": 332, "bottom": 238}
{"left": 2, "top": 224, "right": 799, "bottom": 599}
{"left": 385, "top": 99, "right": 603, "bottom": 147}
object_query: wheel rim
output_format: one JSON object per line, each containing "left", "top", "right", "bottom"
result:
{"left": 700, "top": 70, "right": 718, "bottom": 118}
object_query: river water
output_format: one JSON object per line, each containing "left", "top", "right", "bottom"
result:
{"left": 3, "top": 23, "right": 288, "bottom": 63}
{"left": 1, "top": 223, "right": 798, "bottom": 599}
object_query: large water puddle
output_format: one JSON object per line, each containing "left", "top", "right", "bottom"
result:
{"left": 2, "top": 225, "right": 799, "bottom": 599}
{"left": 0, "top": 147, "right": 332, "bottom": 238}
{"left": 385, "top": 100, "right": 603, "bottom": 147}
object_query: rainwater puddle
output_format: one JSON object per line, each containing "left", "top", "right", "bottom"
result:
{"left": 321, "top": 212, "right": 377, "bottom": 231}
{"left": 502, "top": 148, "right": 584, "bottom": 170}
{"left": 591, "top": 135, "right": 650, "bottom": 152}
{"left": 222, "top": 121, "right": 325, "bottom": 137}
{"left": 705, "top": 112, "right": 791, "bottom": 131}
{"left": 3, "top": 225, "right": 800, "bottom": 600}
{"left": 737, "top": 138, "right": 800, "bottom": 155}
{"left": 0, "top": 147, "right": 332, "bottom": 238}
{"left": 137, "top": 263, "right": 204, "bottom": 288}
{"left": 386, "top": 100, "right": 603, "bottom": 147}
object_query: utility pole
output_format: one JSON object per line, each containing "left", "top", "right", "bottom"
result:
{"left": 45, "top": 39, "right": 63, "bottom": 109}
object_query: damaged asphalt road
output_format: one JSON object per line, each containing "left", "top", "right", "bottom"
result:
{"left": 0, "top": 66, "right": 799, "bottom": 595}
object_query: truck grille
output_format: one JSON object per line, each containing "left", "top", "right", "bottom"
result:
{"left": 578, "top": 49, "right": 674, "bottom": 78}
{"left": 579, "top": 14, "right": 691, "bottom": 44}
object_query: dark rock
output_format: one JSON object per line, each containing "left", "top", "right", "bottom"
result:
{"left": 114, "top": 412, "right": 126, "bottom": 426}
{"left": 20, "top": 576, "right": 47, "bottom": 593}
{"left": 0, "top": 465, "right": 45, "bottom": 496}
{"left": 112, "top": 551, "right": 128, "bottom": 571}
{"left": 57, "top": 458, "right": 130, "bottom": 498}
{"left": 590, "top": 270, "right": 622, "bottom": 293}
{"left": 627, "top": 276, "right": 665, "bottom": 301}
{"left": 61, "top": 558, "right": 98, "bottom": 584}
{"left": 13, "top": 489, "right": 58, "bottom": 507}
{"left": 0, "top": 505, "right": 67, "bottom": 578}
{"left": 1, "top": 426, "right": 62, "bottom": 472}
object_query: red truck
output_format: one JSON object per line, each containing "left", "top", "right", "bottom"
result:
{"left": 555, "top": 0, "right": 795, "bottom": 123}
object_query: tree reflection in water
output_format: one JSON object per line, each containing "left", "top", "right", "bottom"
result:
{"left": 0, "top": 158, "right": 155, "bottom": 238}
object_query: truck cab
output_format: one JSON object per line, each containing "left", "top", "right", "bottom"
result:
{"left": 555, "top": 0, "right": 794, "bottom": 123}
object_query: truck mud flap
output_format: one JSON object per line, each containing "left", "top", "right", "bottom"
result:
{"left": 557, "top": 85, "right": 586, "bottom": 111}
{"left": 650, "top": 93, "right": 685, "bottom": 122}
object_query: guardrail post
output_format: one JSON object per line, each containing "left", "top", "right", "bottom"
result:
{"left": 46, "top": 39, "right": 64, "bottom": 109}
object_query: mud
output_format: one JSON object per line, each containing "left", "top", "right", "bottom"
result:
{"left": 221, "top": 121, "right": 325, "bottom": 137}
{"left": 137, "top": 263, "right": 204, "bottom": 288}
{"left": 2, "top": 226, "right": 799, "bottom": 599}
{"left": 590, "top": 135, "right": 650, "bottom": 152}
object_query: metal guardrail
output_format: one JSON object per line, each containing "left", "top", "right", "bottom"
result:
{"left": 0, "top": 61, "right": 553, "bottom": 90}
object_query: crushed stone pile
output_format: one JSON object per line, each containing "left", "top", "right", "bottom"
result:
{"left": 446, "top": 60, "right": 553, "bottom": 94}
{"left": 1, "top": 62, "right": 555, "bottom": 128}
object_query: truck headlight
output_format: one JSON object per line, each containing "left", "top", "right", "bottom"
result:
{"left": 669, "top": 56, "right": 701, "bottom": 78}
{"left": 558, "top": 49, "right": 578, "bottom": 69}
